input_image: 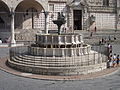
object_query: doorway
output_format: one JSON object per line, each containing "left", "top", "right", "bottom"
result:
{"left": 73, "top": 10, "right": 82, "bottom": 30}
{"left": 0, "top": 17, "right": 5, "bottom": 29}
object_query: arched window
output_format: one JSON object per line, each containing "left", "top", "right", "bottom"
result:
{"left": 103, "top": 0, "right": 109, "bottom": 6}
{"left": 49, "top": 4, "right": 54, "bottom": 12}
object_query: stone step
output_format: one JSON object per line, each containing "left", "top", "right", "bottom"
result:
{"left": 8, "top": 59, "right": 106, "bottom": 75}
{"left": 19, "top": 55, "right": 74, "bottom": 62}
{"left": 9, "top": 58, "right": 91, "bottom": 69}
{"left": 11, "top": 56, "right": 94, "bottom": 67}
{"left": 21, "top": 53, "right": 100, "bottom": 62}
{"left": 15, "top": 55, "right": 96, "bottom": 65}
{"left": 11, "top": 57, "right": 79, "bottom": 67}
{"left": 8, "top": 58, "right": 106, "bottom": 70}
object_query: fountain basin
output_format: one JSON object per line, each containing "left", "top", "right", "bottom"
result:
{"left": 28, "top": 44, "right": 91, "bottom": 57}
{"left": 35, "top": 33, "right": 84, "bottom": 45}
{"left": 7, "top": 32, "right": 107, "bottom": 76}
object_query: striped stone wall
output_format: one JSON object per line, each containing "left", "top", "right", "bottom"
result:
{"left": 90, "top": 13, "right": 116, "bottom": 30}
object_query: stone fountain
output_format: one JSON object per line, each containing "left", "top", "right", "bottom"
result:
{"left": 7, "top": 12, "right": 107, "bottom": 76}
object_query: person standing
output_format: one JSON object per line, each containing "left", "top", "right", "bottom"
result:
{"left": 113, "top": 54, "right": 117, "bottom": 67}
{"left": 0, "top": 38, "right": 2, "bottom": 44}
{"left": 116, "top": 55, "right": 120, "bottom": 66}
{"left": 114, "top": 35, "right": 116, "bottom": 40}
{"left": 108, "top": 35, "right": 111, "bottom": 41}
{"left": 107, "top": 43, "right": 112, "bottom": 59}
{"left": 109, "top": 45, "right": 112, "bottom": 54}
{"left": 90, "top": 32, "right": 93, "bottom": 37}
{"left": 94, "top": 26, "right": 97, "bottom": 32}
{"left": 107, "top": 55, "right": 113, "bottom": 68}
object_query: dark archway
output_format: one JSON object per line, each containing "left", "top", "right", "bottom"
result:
{"left": 15, "top": 0, "right": 44, "bottom": 29}
{"left": 0, "top": 1, "right": 10, "bottom": 30}
{"left": 0, "top": 1, "right": 11, "bottom": 41}
{"left": 73, "top": 10, "right": 82, "bottom": 30}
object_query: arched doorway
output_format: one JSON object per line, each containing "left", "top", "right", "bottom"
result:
{"left": 15, "top": 0, "right": 44, "bottom": 29}
{"left": 0, "top": 17, "right": 5, "bottom": 28}
{"left": 0, "top": 1, "right": 10, "bottom": 40}
{"left": 73, "top": 10, "right": 82, "bottom": 30}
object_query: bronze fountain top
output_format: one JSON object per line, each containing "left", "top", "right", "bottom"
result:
{"left": 53, "top": 12, "right": 66, "bottom": 35}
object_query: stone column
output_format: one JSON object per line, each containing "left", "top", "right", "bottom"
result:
{"left": 66, "top": 6, "right": 70, "bottom": 28}
{"left": 10, "top": 8, "right": 16, "bottom": 46}
{"left": 62, "top": 48, "right": 64, "bottom": 57}
{"left": 80, "top": 34, "right": 84, "bottom": 43}
{"left": 71, "top": 48, "right": 74, "bottom": 56}
{"left": 71, "top": 9, "right": 74, "bottom": 32}
{"left": 44, "top": 11, "right": 49, "bottom": 34}
{"left": 88, "top": 10, "right": 91, "bottom": 31}
{"left": 116, "top": 1, "right": 119, "bottom": 31}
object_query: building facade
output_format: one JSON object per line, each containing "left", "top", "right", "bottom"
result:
{"left": 0, "top": 0, "right": 119, "bottom": 42}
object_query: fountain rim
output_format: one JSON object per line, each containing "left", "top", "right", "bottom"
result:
{"left": 36, "top": 33, "right": 83, "bottom": 36}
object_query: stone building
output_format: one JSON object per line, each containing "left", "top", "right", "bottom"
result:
{"left": 0, "top": 0, "right": 119, "bottom": 42}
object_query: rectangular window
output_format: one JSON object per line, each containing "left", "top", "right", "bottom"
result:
{"left": 103, "top": 0, "right": 109, "bottom": 6}
{"left": 49, "top": 4, "right": 54, "bottom": 12}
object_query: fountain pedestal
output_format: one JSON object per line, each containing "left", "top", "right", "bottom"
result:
{"left": 53, "top": 12, "right": 66, "bottom": 35}
{"left": 53, "top": 20, "right": 66, "bottom": 35}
